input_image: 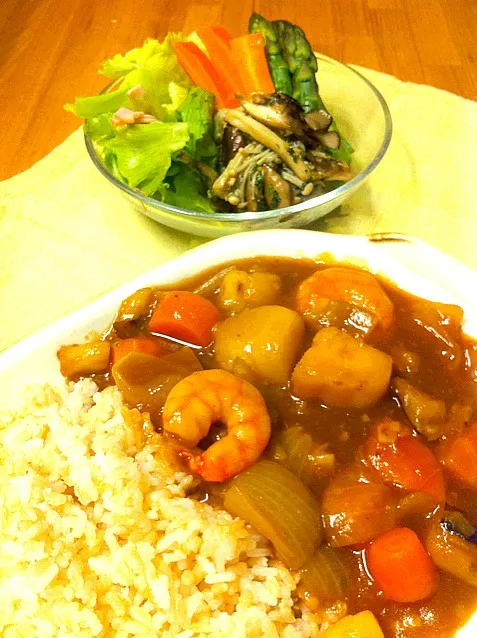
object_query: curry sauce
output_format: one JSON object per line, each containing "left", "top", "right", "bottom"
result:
{"left": 58, "top": 257, "right": 477, "bottom": 637}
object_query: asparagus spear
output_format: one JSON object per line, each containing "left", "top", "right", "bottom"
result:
{"left": 274, "top": 19, "right": 353, "bottom": 163}
{"left": 274, "top": 20, "right": 321, "bottom": 112}
{"left": 248, "top": 14, "right": 293, "bottom": 96}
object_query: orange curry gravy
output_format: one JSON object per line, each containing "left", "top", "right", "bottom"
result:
{"left": 60, "top": 257, "right": 477, "bottom": 636}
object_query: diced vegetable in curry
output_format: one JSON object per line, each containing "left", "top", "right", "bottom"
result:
{"left": 58, "top": 257, "right": 477, "bottom": 637}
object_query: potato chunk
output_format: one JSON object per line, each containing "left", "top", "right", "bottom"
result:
{"left": 322, "top": 611, "right": 384, "bottom": 638}
{"left": 218, "top": 270, "right": 281, "bottom": 314}
{"left": 292, "top": 327, "right": 392, "bottom": 408}
{"left": 214, "top": 305, "right": 305, "bottom": 386}
{"left": 57, "top": 341, "right": 111, "bottom": 379}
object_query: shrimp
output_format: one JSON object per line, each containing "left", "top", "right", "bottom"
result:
{"left": 296, "top": 266, "right": 394, "bottom": 340}
{"left": 162, "top": 369, "right": 271, "bottom": 482}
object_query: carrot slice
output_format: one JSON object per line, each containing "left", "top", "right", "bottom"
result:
{"left": 230, "top": 33, "right": 275, "bottom": 95}
{"left": 365, "top": 417, "right": 446, "bottom": 503}
{"left": 208, "top": 25, "right": 233, "bottom": 46}
{"left": 173, "top": 41, "right": 238, "bottom": 109}
{"left": 438, "top": 423, "right": 477, "bottom": 491}
{"left": 111, "top": 337, "right": 166, "bottom": 365}
{"left": 197, "top": 26, "right": 244, "bottom": 94}
{"left": 366, "top": 527, "right": 438, "bottom": 602}
{"left": 148, "top": 291, "right": 221, "bottom": 347}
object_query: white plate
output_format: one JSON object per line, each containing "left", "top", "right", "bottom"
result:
{"left": 2, "top": 228, "right": 477, "bottom": 410}
{"left": 1, "top": 228, "right": 477, "bottom": 635}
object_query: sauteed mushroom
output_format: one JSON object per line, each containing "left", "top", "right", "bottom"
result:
{"left": 212, "top": 92, "right": 354, "bottom": 211}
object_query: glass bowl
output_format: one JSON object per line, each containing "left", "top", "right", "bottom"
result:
{"left": 85, "top": 54, "right": 392, "bottom": 238}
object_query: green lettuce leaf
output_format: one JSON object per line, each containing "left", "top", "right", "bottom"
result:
{"left": 177, "top": 87, "right": 217, "bottom": 165}
{"left": 163, "top": 164, "right": 215, "bottom": 212}
{"left": 65, "top": 90, "right": 129, "bottom": 119}
{"left": 84, "top": 113, "right": 116, "bottom": 141}
{"left": 117, "top": 34, "right": 192, "bottom": 118}
{"left": 178, "top": 88, "right": 214, "bottom": 144}
{"left": 68, "top": 34, "right": 192, "bottom": 122}
{"left": 106, "top": 122, "right": 189, "bottom": 196}
{"left": 65, "top": 33, "right": 221, "bottom": 209}
{"left": 163, "top": 82, "right": 189, "bottom": 114}
{"left": 99, "top": 38, "right": 163, "bottom": 78}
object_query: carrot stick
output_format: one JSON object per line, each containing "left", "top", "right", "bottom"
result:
{"left": 197, "top": 26, "right": 244, "bottom": 95}
{"left": 209, "top": 25, "right": 233, "bottom": 46}
{"left": 366, "top": 527, "right": 438, "bottom": 602}
{"left": 111, "top": 337, "right": 166, "bottom": 365}
{"left": 148, "top": 291, "right": 221, "bottom": 347}
{"left": 173, "top": 41, "right": 238, "bottom": 109}
{"left": 230, "top": 33, "right": 275, "bottom": 95}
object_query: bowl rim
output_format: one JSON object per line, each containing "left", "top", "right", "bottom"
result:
{"left": 84, "top": 52, "right": 393, "bottom": 222}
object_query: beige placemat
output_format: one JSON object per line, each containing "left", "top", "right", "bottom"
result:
{"left": 1, "top": 67, "right": 476, "bottom": 352}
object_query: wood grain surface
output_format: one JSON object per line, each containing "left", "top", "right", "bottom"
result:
{"left": 1, "top": 0, "right": 476, "bottom": 180}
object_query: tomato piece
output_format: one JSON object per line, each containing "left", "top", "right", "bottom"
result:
{"left": 365, "top": 417, "right": 446, "bottom": 503}
{"left": 296, "top": 267, "right": 394, "bottom": 339}
{"left": 438, "top": 423, "right": 477, "bottom": 491}
{"left": 322, "top": 481, "right": 397, "bottom": 547}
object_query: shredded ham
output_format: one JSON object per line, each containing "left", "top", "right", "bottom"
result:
{"left": 127, "top": 84, "right": 148, "bottom": 101}
{"left": 111, "top": 107, "right": 157, "bottom": 126}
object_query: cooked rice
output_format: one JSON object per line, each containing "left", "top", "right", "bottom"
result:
{"left": 0, "top": 379, "right": 330, "bottom": 637}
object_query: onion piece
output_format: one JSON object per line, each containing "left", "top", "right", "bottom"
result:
{"left": 278, "top": 426, "right": 335, "bottom": 490}
{"left": 224, "top": 460, "right": 322, "bottom": 568}
{"left": 114, "top": 287, "right": 154, "bottom": 326}
{"left": 397, "top": 491, "right": 440, "bottom": 521}
{"left": 192, "top": 266, "right": 236, "bottom": 297}
{"left": 299, "top": 546, "right": 351, "bottom": 607}
{"left": 408, "top": 299, "right": 464, "bottom": 370}
{"left": 392, "top": 377, "right": 446, "bottom": 440}
{"left": 111, "top": 348, "right": 202, "bottom": 425}
{"left": 425, "top": 520, "right": 477, "bottom": 586}
{"left": 442, "top": 511, "right": 476, "bottom": 539}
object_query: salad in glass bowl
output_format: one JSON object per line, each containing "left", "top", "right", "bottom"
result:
{"left": 66, "top": 15, "right": 360, "bottom": 216}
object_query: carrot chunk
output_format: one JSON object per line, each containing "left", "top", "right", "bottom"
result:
{"left": 148, "top": 291, "right": 221, "bottom": 347}
{"left": 366, "top": 527, "right": 438, "bottom": 602}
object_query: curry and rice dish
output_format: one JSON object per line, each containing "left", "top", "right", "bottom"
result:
{"left": 3, "top": 258, "right": 477, "bottom": 637}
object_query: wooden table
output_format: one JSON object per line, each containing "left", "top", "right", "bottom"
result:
{"left": 1, "top": 0, "right": 476, "bottom": 181}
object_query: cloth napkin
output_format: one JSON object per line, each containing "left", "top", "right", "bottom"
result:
{"left": 1, "top": 67, "right": 476, "bottom": 352}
